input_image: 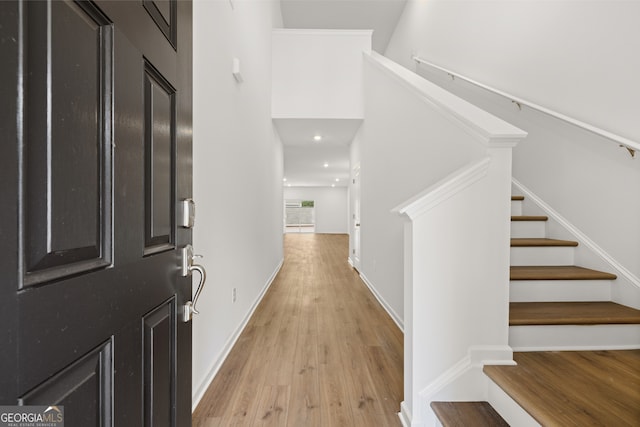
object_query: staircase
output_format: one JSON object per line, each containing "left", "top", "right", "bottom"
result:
{"left": 431, "top": 195, "right": 640, "bottom": 426}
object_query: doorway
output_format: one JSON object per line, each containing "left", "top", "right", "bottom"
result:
{"left": 285, "top": 199, "right": 316, "bottom": 233}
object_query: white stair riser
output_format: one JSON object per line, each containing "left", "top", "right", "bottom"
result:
{"left": 510, "top": 280, "right": 612, "bottom": 302}
{"left": 487, "top": 377, "right": 540, "bottom": 427}
{"left": 510, "top": 246, "right": 574, "bottom": 266}
{"left": 511, "top": 200, "right": 523, "bottom": 216}
{"left": 509, "top": 324, "right": 640, "bottom": 351}
{"left": 511, "top": 221, "right": 546, "bottom": 238}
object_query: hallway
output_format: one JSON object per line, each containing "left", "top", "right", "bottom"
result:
{"left": 193, "top": 234, "right": 403, "bottom": 426}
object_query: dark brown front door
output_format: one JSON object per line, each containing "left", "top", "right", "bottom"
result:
{"left": 0, "top": 1, "right": 193, "bottom": 425}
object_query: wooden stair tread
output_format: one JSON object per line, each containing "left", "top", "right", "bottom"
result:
{"left": 510, "top": 265, "right": 616, "bottom": 280}
{"left": 510, "top": 301, "right": 640, "bottom": 325}
{"left": 484, "top": 350, "right": 640, "bottom": 426}
{"left": 511, "top": 195, "right": 524, "bottom": 201}
{"left": 431, "top": 401, "right": 509, "bottom": 427}
{"left": 511, "top": 215, "right": 548, "bottom": 221}
{"left": 511, "top": 238, "right": 578, "bottom": 247}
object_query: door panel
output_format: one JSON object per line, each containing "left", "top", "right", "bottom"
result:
{"left": 143, "top": 0, "right": 176, "bottom": 48}
{"left": 24, "top": 0, "right": 112, "bottom": 285}
{"left": 143, "top": 298, "right": 176, "bottom": 427}
{"left": 144, "top": 62, "right": 176, "bottom": 255}
{"left": 1, "top": 1, "right": 193, "bottom": 426}
{"left": 19, "top": 340, "right": 113, "bottom": 427}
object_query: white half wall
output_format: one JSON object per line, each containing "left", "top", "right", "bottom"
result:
{"left": 384, "top": 0, "right": 640, "bottom": 281}
{"left": 360, "top": 53, "right": 489, "bottom": 328}
{"left": 192, "top": 0, "right": 284, "bottom": 408}
{"left": 272, "top": 29, "right": 371, "bottom": 119}
{"left": 284, "top": 186, "right": 348, "bottom": 234}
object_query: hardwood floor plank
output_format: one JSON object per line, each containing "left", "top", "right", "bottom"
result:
{"left": 339, "top": 340, "right": 389, "bottom": 421}
{"left": 252, "top": 385, "right": 290, "bottom": 425}
{"left": 192, "top": 417, "right": 225, "bottom": 427}
{"left": 193, "top": 234, "right": 403, "bottom": 426}
{"left": 366, "top": 345, "right": 403, "bottom": 414}
{"left": 318, "top": 363, "right": 356, "bottom": 426}
{"left": 287, "top": 304, "right": 322, "bottom": 426}
{"left": 192, "top": 326, "right": 256, "bottom": 419}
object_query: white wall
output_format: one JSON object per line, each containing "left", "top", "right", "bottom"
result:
{"left": 360, "top": 53, "right": 487, "bottom": 326}
{"left": 272, "top": 29, "right": 371, "bottom": 119}
{"left": 385, "top": 0, "right": 640, "bottom": 281}
{"left": 284, "top": 186, "right": 348, "bottom": 234}
{"left": 192, "top": 0, "right": 284, "bottom": 408}
{"left": 386, "top": 0, "right": 640, "bottom": 143}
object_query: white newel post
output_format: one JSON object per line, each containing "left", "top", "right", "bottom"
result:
{"left": 396, "top": 140, "right": 523, "bottom": 427}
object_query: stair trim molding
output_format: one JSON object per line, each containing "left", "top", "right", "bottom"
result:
{"left": 393, "top": 157, "right": 491, "bottom": 220}
{"left": 411, "top": 346, "right": 515, "bottom": 426}
{"left": 512, "top": 178, "right": 640, "bottom": 291}
{"left": 420, "top": 354, "right": 472, "bottom": 401}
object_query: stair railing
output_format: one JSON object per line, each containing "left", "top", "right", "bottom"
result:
{"left": 412, "top": 56, "right": 638, "bottom": 159}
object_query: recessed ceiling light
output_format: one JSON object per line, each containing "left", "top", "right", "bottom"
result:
{"left": 323, "top": 163, "right": 329, "bottom": 168}
{"left": 283, "top": 177, "right": 287, "bottom": 182}
{"left": 287, "top": 183, "right": 291, "bottom": 187}
{"left": 331, "top": 184, "right": 335, "bottom": 187}
{"left": 335, "top": 178, "right": 340, "bottom": 182}
{"left": 313, "top": 135, "right": 322, "bottom": 142}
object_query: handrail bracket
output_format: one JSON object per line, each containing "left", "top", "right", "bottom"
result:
{"left": 620, "top": 145, "right": 636, "bottom": 158}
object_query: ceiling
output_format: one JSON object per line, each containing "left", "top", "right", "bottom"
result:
{"left": 277, "top": 0, "right": 407, "bottom": 188}
{"left": 275, "top": 118, "right": 362, "bottom": 187}
{"left": 280, "top": 0, "right": 407, "bottom": 54}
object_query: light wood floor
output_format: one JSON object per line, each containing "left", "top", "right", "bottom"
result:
{"left": 192, "top": 234, "right": 404, "bottom": 427}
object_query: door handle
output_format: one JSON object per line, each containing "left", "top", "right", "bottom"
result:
{"left": 181, "top": 245, "right": 207, "bottom": 322}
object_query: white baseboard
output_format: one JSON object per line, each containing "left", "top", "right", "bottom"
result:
{"left": 398, "top": 401, "right": 413, "bottom": 427}
{"left": 191, "top": 258, "right": 284, "bottom": 412}
{"left": 417, "top": 346, "right": 513, "bottom": 402}
{"left": 359, "top": 272, "right": 404, "bottom": 332}
{"left": 409, "top": 346, "right": 514, "bottom": 426}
